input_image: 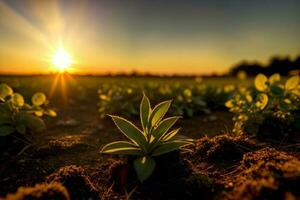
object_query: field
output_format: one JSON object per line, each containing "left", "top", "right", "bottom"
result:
{"left": 0, "top": 74, "right": 299, "bottom": 200}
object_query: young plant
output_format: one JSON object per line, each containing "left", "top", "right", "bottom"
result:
{"left": 101, "top": 94, "right": 193, "bottom": 182}
{"left": 0, "top": 83, "right": 56, "bottom": 139}
{"left": 226, "top": 74, "right": 300, "bottom": 137}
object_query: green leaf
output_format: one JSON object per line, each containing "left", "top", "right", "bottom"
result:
{"left": 269, "top": 73, "right": 280, "bottom": 84}
{"left": 225, "top": 100, "right": 234, "bottom": 108}
{"left": 149, "top": 100, "right": 172, "bottom": 127}
{"left": 101, "top": 141, "right": 143, "bottom": 156}
{"left": 110, "top": 115, "right": 148, "bottom": 150}
{"left": 34, "top": 110, "right": 44, "bottom": 117}
{"left": 152, "top": 117, "right": 180, "bottom": 142}
{"left": 16, "top": 125, "right": 26, "bottom": 134}
{"left": 270, "top": 85, "right": 284, "bottom": 96}
{"left": 151, "top": 140, "right": 192, "bottom": 157}
{"left": 32, "top": 92, "right": 47, "bottom": 106}
{"left": 285, "top": 76, "right": 299, "bottom": 90}
{"left": 0, "top": 83, "right": 13, "bottom": 101}
{"left": 183, "top": 89, "right": 192, "bottom": 98}
{"left": 0, "top": 125, "right": 15, "bottom": 136}
{"left": 44, "top": 109, "right": 57, "bottom": 117}
{"left": 254, "top": 74, "right": 268, "bottom": 92}
{"left": 12, "top": 93, "right": 24, "bottom": 107}
{"left": 15, "top": 113, "right": 46, "bottom": 132}
{"left": 0, "top": 105, "right": 12, "bottom": 125}
{"left": 134, "top": 156, "right": 156, "bottom": 182}
{"left": 162, "top": 128, "right": 180, "bottom": 141}
{"left": 256, "top": 93, "right": 268, "bottom": 110}
{"left": 140, "top": 94, "right": 151, "bottom": 132}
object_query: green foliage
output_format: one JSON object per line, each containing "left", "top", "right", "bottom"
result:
{"left": 0, "top": 83, "right": 56, "bottom": 138}
{"left": 98, "top": 81, "right": 234, "bottom": 118}
{"left": 101, "top": 94, "right": 193, "bottom": 182}
{"left": 226, "top": 74, "right": 300, "bottom": 136}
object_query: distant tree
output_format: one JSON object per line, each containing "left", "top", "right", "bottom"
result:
{"left": 229, "top": 61, "right": 264, "bottom": 76}
{"left": 229, "top": 54, "right": 300, "bottom": 76}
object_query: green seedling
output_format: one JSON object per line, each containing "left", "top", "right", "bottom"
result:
{"left": 101, "top": 94, "right": 193, "bottom": 182}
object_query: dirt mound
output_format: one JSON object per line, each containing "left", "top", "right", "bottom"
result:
{"left": 190, "top": 135, "right": 252, "bottom": 164}
{"left": 223, "top": 148, "right": 300, "bottom": 200}
{"left": 46, "top": 165, "right": 99, "bottom": 200}
{"left": 3, "top": 183, "right": 69, "bottom": 200}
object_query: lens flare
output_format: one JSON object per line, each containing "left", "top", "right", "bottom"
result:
{"left": 52, "top": 48, "right": 72, "bottom": 73}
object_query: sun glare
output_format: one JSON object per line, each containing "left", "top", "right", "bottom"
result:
{"left": 52, "top": 48, "right": 72, "bottom": 73}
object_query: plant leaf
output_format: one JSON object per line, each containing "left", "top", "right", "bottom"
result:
{"left": 269, "top": 73, "right": 280, "bottom": 84}
{"left": 0, "top": 125, "right": 15, "bottom": 136}
{"left": 134, "top": 156, "right": 156, "bottom": 182}
{"left": 16, "top": 125, "right": 26, "bottom": 134}
{"left": 0, "top": 83, "right": 13, "bottom": 100}
{"left": 149, "top": 100, "right": 172, "bottom": 127}
{"left": 15, "top": 113, "right": 46, "bottom": 132}
{"left": 32, "top": 92, "right": 47, "bottom": 106}
{"left": 225, "top": 100, "right": 234, "bottom": 108}
{"left": 162, "top": 128, "right": 181, "bottom": 141}
{"left": 151, "top": 140, "right": 193, "bottom": 157}
{"left": 0, "top": 105, "right": 12, "bottom": 125}
{"left": 140, "top": 94, "right": 151, "bottom": 132}
{"left": 12, "top": 93, "right": 24, "bottom": 107}
{"left": 110, "top": 115, "right": 148, "bottom": 150}
{"left": 254, "top": 74, "right": 268, "bottom": 92}
{"left": 44, "top": 109, "right": 57, "bottom": 117}
{"left": 285, "top": 75, "right": 299, "bottom": 90}
{"left": 256, "top": 93, "right": 268, "bottom": 110}
{"left": 152, "top": 117, "right": 180, "bottom": 142}
{"left": 101, "top": 141, "right": 143, "bottom": 156}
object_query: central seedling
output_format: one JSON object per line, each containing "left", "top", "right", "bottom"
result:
{"left": 101, "top": 94, "right": 193, "bottom": 182}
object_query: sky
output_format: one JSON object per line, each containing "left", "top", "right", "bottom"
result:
{"left": 0, "top": 0, "right": 299, "bottom": 75}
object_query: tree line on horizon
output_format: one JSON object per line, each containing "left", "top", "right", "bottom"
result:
{"left": 229, "top": 54, "right": 300, "bottom": 77}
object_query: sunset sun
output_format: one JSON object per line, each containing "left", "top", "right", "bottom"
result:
{"left": 52, "top": 48, "right": 72, "bottom": 73}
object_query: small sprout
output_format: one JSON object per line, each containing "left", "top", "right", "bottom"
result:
{"left": 101, "top": 94, "right": 193, "bottom": 182}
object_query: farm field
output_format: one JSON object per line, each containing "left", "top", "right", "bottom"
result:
{"left": 1, "top": 1, "right": 300, "bottom": 199}
{"left": 0, "top": 74, "right": 299, "bottom": 200}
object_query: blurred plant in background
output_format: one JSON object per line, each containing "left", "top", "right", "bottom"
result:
{"left": 97, "top": 81, "right": 235, "bottom": 119}
{"left": 226, "top": 74, "right": 300, "bottom": 139}
{"left": 0, "top": 83, "right": 56, "bottom": 142}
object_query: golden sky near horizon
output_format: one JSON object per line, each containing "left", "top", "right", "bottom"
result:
{"left": 0, "top": 0, "right": 299, "bottom": 75}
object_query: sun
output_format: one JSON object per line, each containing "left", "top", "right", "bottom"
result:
{"left": 52, "top": 48, "right": 72, "bottom": 73}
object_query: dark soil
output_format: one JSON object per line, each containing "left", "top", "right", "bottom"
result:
{"left": 221, "top": 148, "right": 300, "bottom": 200}
{"left": 186, "top": 134, "right": 255, "bottom": 169}
{"left": 46, "top": 165, "right": 99, "bottom": 200}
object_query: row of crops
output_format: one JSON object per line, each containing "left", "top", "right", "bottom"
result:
{"left": 1, "top": 74, "right": 299, "bottom": 147}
